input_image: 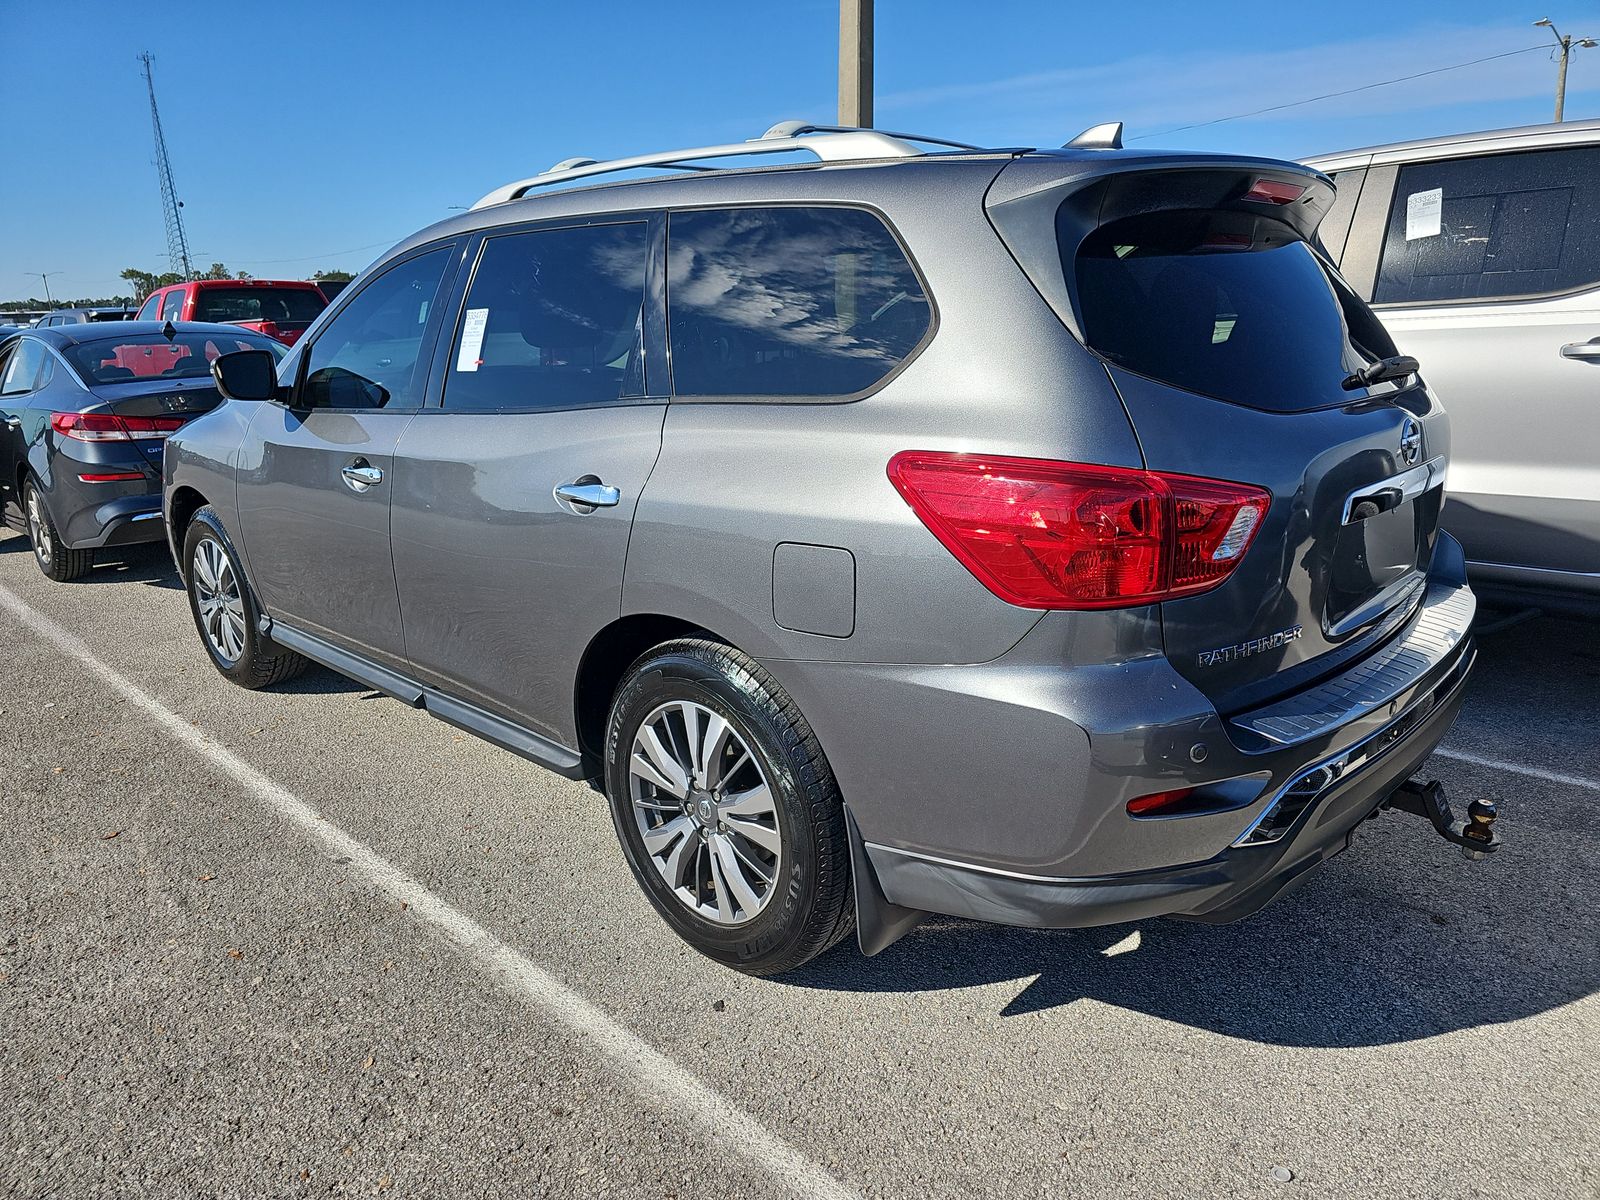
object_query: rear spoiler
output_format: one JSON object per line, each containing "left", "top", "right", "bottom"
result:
{"left": 985, "top": 154, "right": 1336, "bottom": 341}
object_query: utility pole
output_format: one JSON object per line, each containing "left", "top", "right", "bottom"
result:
{"left": 25, "top": 272, "right": 59, "bottom": 306}
{"left": 839, "top": 0, "right": 873, "bottom": 127}
{"left": 1535, "top": 18, "right": 1597, "bottom": 123}
{"left": 138, "top": 51, "right": 194, "bottom": 279}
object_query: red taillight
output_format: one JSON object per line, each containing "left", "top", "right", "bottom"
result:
{"left": 51, "top": 412, "right": 187, "bottom": 442}
{"left": 886, "top": 452, "right": 1270, "bottom": 610}
{"left": 78, "top": 472, "right": 147, "bottom": 483}
{"left": 1242, "top": 178, "right": 1305, "bottom": 205}
{"left": 1127, "top": 788, "right": 1196, "bottom": 817}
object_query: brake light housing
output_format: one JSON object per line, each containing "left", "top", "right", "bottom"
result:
{"left": 51, "top": 412, "right": 188, "bottom": 442}
{"left": 886, "top": 451, "right": 1270, "bottom": 610}
{"left": 1242, "top": 178, "right": 1306, "bottom": 205}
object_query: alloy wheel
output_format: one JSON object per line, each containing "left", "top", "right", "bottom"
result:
{"left": 628, "top": 700, "right": 782, "bottom": 926}
{"left": 25, "top": 488, "right": 51, "bottom": 567}
{"left": 191, "top": 538, "right": 248, "bottom": 664}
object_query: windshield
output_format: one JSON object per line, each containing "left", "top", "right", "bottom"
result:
{"left": 193, "top": 287, "right": 326, "bottom": 325}
{"left": 65, "top": 332, "right": 287, "bottom": 385}
{"left": 1069, "top": 208, "right": 1397, "bottom": 412}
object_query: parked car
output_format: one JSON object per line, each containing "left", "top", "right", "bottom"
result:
{"left": 0, "top": 324, "right": 26, "bottom": 340}
{"left": 167, "top": 122, "right": 1480, "bottom": 975}
{"left": 313, "top": 278, "right": 351, "bottom": 303}
{"left": 1306, "top": 120, "right": 1600, "bottom": 615}
{"left": 0, "top": 322, "right": 285, "bottom": 581}
{"left": 135, "top": 279, "right": 327, "bottom": 347}
{"left": 33, "top": 308, "right": 135, "bottom": 326}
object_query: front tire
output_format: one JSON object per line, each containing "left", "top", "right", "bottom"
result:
{"left": 181, "top": 507, "right": 307, "bottom": 689}
{"left": 24, "top": 476, "right": 93, "bottom": 582}
{"left": 604, "top": 638, "right": 853, "bottom": 975}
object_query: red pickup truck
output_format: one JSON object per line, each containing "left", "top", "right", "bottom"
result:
{"left": 135, "top": 279, "right": 327, "bottom": 346}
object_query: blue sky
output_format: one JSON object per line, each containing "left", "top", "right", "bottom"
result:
{"left": 3, "top": 0, "right": 1598, "bottom": 302}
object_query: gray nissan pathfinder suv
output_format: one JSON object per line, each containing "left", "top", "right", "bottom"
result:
{"left": 164, "top": 122, "right": 1487, "bottom": 974}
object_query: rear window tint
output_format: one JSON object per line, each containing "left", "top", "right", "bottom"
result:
{"left": 667, "top": 206, "right": 930, "bottom": 398}
{"left": 194, "top": 287, "right": 327, "bottom": 325}
{"left": 1070, "top": 208, "right": 1394, "bottom": 412}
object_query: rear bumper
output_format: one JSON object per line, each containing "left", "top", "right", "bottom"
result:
{"left": 64, "top": 494, "right": 166, "bottom": 550}
{"left": 864, "top": 640, "right": 1472, "bottom": 929}
{"left": 762, "top": 534, "right": 1477, "bottom": 934}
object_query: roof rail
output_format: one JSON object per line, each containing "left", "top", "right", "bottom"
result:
{"left": 469, "top": 121, "right": 961, "bottom": 210}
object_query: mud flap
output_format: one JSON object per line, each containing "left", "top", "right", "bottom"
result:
{"left": 845, "top": 806, "right": 927, "bottom": 956}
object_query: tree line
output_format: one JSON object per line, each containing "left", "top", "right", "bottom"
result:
{"left": 1, "top": 265, "right": 355, "bottom": 311}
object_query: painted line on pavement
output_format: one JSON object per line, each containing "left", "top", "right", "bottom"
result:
{"left": 1434, "top": 747, "right": 1600, "bottom": 794}
{"left": 0, "top": 582, "right": 858, "bottom": 1200}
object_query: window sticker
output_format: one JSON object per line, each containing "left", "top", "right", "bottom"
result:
{"left": 1405, "top": 188, "right": 1443, "bottom": 241}
{"left": 455, "top": 307, "right": 489, "bottom": 372}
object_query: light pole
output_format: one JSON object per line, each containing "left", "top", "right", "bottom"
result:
{"left": 25, "top": 271, "right": 60, "bottom": 306}
{"left": 839, "top": 0, "right": 873, "bottom": 127}
{"left": 1535, "top": 17, "right": 1597, "bottom": 122}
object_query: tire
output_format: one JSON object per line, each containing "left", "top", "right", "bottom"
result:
{"left": 23, "top": 476, "right": 94, "bottom": 582}
{"left": 604, "top": 638, "right": 854, "bottom": 975}
{"left": 181, "top": 506, "right": 307, "bottom": 689}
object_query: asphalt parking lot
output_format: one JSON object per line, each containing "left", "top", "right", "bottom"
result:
{"left": 1, "top": 535, "right": 1596, "bottom": 1199}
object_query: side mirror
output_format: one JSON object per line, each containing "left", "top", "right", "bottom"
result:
{"left": 210, "top": 350, "right": 279, "bottom": 402}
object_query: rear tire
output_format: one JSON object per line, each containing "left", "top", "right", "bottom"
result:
{"left": 23, "top": 476, "right": 93, "bottom": 582}
{"left": 181, "top": 506, "right": 307, "bottom": 689}
{"left": 604, "top": 638, "right": 854, "bottom": 975}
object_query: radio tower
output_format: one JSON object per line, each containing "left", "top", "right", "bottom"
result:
{"left": 138, "top": 52, "right": 193, "bottom": 280}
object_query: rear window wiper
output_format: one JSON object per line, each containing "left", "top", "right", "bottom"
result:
{"left": 1343, "top": 355, "right": 1419, "bottom": 391}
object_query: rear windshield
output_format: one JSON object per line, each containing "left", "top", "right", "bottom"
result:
{"left": 193, "top": 287, "right": 326, "bottom": 325}
{"left": 1069, "top": 208, "right": 1396, "bottom": 412}
{"left": 65, "top": 333, "right": 286, "bottom": 385}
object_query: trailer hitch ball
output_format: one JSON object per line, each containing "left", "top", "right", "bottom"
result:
{"left": 1461, "top": 798, "right": 1498, "bottom": 862}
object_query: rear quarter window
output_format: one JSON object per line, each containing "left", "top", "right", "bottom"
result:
{"left": 666, "top": 205, "right": 930, "bottom": 399}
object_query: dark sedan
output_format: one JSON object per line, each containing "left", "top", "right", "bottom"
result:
{"left": 0, "top": 322, "right": 286, "bottom": 580}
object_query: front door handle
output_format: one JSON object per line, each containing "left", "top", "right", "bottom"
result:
{"left": 4, "top": 417, "right": 19, "bottom": 431}
{"left": 341, "top": 462, "right": 384, "bottom": 492}
{"left": 554, "top": 480, "right": 621, "bottom": 511}
{"left": 1559, "top": 338, "right": 1600, "bottom": 362}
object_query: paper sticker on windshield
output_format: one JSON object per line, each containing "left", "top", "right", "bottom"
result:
{"left": 456, "top": 307, "right": 489, "bottom": 372}
{"left": 1405, "top": 189, "right": 1442, "bottom": 240}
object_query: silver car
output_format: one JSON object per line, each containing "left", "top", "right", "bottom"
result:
{"left": 1307, "top": 119, "right": 1600, "bottom": 615}
{"left": 163, "top": 122, "right": 1484, "bottom": 974}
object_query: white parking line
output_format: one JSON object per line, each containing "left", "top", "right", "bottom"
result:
{"left": 0, "top": 583, "right": 859, "bottom": 1200}
{"left": 1434, "top": 747, "right": 1600, "bottom": 794}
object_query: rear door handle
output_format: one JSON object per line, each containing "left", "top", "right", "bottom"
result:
{"left": 553, "top": 481, "right": 621, "bottom": 511}
{"left": 341, "top": 463, "right": 384, "bottom": 492}
{"left": 1559, "top": 338, "right": 1600, "bottom": 362}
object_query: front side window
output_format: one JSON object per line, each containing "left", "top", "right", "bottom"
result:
{"left": 300, "top": 247, "right": 452, "bottom": 410}
{"left": 667, "top": 206, "right": 931, "bottom": 398}
{"left": 442, "top": 222, "right": 649, "bottom": 412}
{"left": 137, "top": 293, "right": 161, "bottom": 321}
{"left": 1375, "top": 146, "right": 1600, "bottom": 304}
{"left": 0, "top": 339, "right": 46, "bottom": 395}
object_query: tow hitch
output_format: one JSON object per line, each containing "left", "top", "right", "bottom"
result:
{"left": 1384, "top": 778, "right": 1500, "bottom": 860}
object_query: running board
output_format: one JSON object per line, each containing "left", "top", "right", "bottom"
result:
{"left": 261, "top": 618, "right": 585, "bottom": 779}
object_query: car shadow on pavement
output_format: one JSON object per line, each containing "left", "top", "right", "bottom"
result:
{"left": 785, "top": 826, "right": 1600, "bottom": 1046}
{"left": 0, "top": 535, "right": 182, "bottom": 590}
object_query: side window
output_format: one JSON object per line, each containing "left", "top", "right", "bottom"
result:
{"left": 300, "top": 247, "right": 452, "bottom": 411}
{"left": 1375, "top": 146, "right": 1600, "bottom": 304}
{"left": 442, "top": 223, "right": 649, "bottom": 412}
{"left": 0, "top": 340, "right": 45, "bottom": 395}
{"left": 137, "top": 293, "right": 161, "bottom": 321}
{"left": 160, "top": 289, "right": 185, "bottom": 321}
{"left": 667, "top": 206, "right": 930, "bottom": 398}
